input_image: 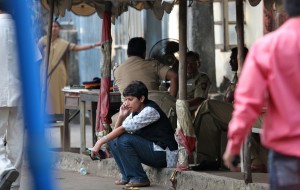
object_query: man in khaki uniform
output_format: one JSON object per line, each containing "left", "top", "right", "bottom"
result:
{"left": 185, "top": 51, "right": 211, "bottom": 112}
{"left": 114, "top": 37, "right": 178, "bottom": 101}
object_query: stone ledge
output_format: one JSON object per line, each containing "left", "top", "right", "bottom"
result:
{"left": 52, "top": 152, "right": 269, "bottom": 190}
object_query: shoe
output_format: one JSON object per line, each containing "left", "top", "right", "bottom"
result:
{"left": 0, "top": 169, "right": 19, "bottom": 190}
{"left": 115, "top": 179, "right": 128, "bottom": 185}
{"left": 125, "top": 181, "right": 150, "bottom": 187}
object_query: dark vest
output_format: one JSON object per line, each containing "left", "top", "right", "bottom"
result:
{"left": 133, "top": 100, "right": 178, "bottom": 151}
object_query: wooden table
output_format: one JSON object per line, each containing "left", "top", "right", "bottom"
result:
{"left": 79, "top": 90, "right": 121, "bottom": 153}
{"left": 62, "top": 88, "right": 121, "bottom": 153}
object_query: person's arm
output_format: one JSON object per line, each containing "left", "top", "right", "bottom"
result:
{"left": 114, "top": 114, "right": 125, "bottom": 130}
{"left": 90, "top": 126, "right": 126, "bottom": 158}
{"left": 166, "top": 68, "right": 178, "bottom": 97}
{"left": 122, "top": 107, "right": 160, "bottom": 132}
{"left": 72, "top": 41, "right": 101, "bottom": 51}
{"left": 37, "top": 36, "right": 46, "bottom": 53}
{"left": 188, "top": 74, "right": 211, "bottom": 110}
{"left": 90, "top": 102, "right": 129, "bottom": 158}
{"left": 187, "top": 97, "right": 206, "bottom": 111}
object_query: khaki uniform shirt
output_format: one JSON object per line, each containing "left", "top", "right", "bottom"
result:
{"left": 114, "top": 56, "right": 170, "bottom": 101}
{"left": 187, "top": 72, "right": 211, "bottom": 99}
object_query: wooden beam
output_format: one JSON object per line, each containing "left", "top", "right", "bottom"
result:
{"left": 236, "top": 0, "right": 245, "bottom": 73}
{"left": 236, "top": 0, "right": 252, "bottom": 184}
{"left": 43, "top": 0, "right": 55, "bottom": 112}
{"left": 178, "top": 0, "right": 187, "bottom": 100}
{"left": 194, "top": 0, "right": 236, "bottom": 2}
{"left": 222, "top": 0, "right": 229, "bottom": 51}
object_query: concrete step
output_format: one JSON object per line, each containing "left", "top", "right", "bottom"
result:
{"left": 53, "top": 152, "right": 269, "bottom": 190}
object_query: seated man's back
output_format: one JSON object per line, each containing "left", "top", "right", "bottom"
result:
{"left": 114, "top": 37, "right": 178, "bottom": 102}
{"left": 114, "top": 56, "right": 170, "bottom": 98}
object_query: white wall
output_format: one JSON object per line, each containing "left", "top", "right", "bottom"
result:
{"left": 168, "top": 5, "right": 179, "bottom": 40}
{"left": 215, "top": 49, "right": 232, "bottom": 89}
{"left": 245, "top": 1, "right": 263, "bottom": 48}
{"left": 214, "top": 1, "right": 263, "bottom": 88}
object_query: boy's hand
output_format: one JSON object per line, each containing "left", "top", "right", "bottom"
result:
{"left": 119, "top": 102, "right": 130, "bottom": 117}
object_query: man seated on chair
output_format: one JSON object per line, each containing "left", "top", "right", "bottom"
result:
{"left": 192, "top": 47, "right": 268, "bottom": 172}
{"left": 114, "top": 37, "right": 178, "bottom": 101}
{"left": 185, "top": 51, "right": 211, "bottom": 114}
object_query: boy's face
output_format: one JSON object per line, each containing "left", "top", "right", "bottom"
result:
{"left": 124, "top": 96, "right": 145, "bottom": 113}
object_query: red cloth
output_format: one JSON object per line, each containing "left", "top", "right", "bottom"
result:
{"left": 177, "top": 128, "right": 196, "bottom": 156}
{"left": 96, "top": 11, "right": 112, "bottom": 133}
{"left": 101, "top": 11, "right": 112, "bottom": 43}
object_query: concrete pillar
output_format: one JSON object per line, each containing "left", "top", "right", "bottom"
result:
{"left": 187, "top": 2, "right": 217, "bottom": 92}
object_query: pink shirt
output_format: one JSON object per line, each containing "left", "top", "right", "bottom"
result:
{"left": 227, "top": 18, "right": 300, "bottom": 157}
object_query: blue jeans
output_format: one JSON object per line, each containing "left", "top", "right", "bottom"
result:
{"left": 268, "top": 150, "right": 300, "bottom": 190}
{"left": 108, "top": 133, "right": 167, "bottom": 183}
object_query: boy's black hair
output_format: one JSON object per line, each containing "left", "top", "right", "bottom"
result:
{"left": 123, "top": 80, "right": 148, "bottom": 101}
{"left": 284, "top": 0, "right": 300, "bottom": 17}
{"left": 127, "top": 37, "right": 146, "bottom": 58}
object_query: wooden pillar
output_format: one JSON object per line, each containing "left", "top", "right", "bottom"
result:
{"left": 236, "top": 0, "right": 245, "bottom": 75}
{"left": 43, "top": 0, "right": 54, "bottom": 112}
{"left": 222, "top": 0, "right": 229, "bottom": 51}
{"left": 236, "top": 0, "right": 252, "bottom": 184}
{"left": 178, "top": 0, "right": 187, "bottom": 100}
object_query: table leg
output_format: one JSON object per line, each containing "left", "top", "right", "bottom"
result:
{"left": 91, "top": 102, "right": 97, "bottom": 145}
{"left": 80, "top": 100, "right": 86, "bottom": 154}
{"left": 63, "top": 108, "right": 70, "bottom": 152}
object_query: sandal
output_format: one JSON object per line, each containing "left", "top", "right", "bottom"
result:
{"left": 122, "top": 187, "right": 140, "bottom": 190}
{"left": 125, "top": 181, "right": 150, "bottom": 187}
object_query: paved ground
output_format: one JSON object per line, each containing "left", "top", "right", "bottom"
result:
{"left": 18, "top": 122, "right": 166, "bottom": 190}
{"left": 19, "top": 167, "right": 166, "bottom": 190}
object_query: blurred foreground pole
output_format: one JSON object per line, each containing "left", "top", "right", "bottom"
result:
{"left": 5, "top": 1, "right": 55, "bottom": 190}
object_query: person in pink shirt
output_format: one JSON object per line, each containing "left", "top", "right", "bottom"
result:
{"left": 223, "top": 0, "right": 300, "bottom": 189}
